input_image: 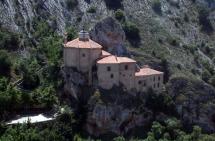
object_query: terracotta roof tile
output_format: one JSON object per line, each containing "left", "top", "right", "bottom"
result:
{"left": 101, "top": 50, "right": 111, "bottom": 57}
{"left": 97, "top": 55, "right": 118, "bottom": 64}
{"left": 117, "top": 57, "right": 136, "bottom": 63}
{"left": 135, "top": 68, "right": 163, "bottom": 76}
{"left": 97, "top": 56, "right": 136, "bottom": 64}
{"left": 64, "top": 38, "right": 102, "bottom": 49}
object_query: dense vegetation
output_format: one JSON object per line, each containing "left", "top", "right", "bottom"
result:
{"left": 1, "top": 114, "right": 215, "bottom": 141}
{"left": 0, "top": 20, "right": 77, "bottom": 120}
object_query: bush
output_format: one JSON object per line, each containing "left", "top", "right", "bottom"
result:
{"left": 22, "top": 71, "right": 40, "bottom": 90}
{"left": 0, "top": 85, "right": 22, "bottom": 113}
{"left": 32, "top": 20, "right": 53, "bottom": 41}
{"left": 18, "top": 58, "right": 40, "bottom": 90}
{"left": 66, "top": 26, "right": 77, "bottom": 41}
{"left": 87, "top": 6, "right": 96, "bottom": 13}
{"left": 145, "top": 89, "right": 176, "bottom": 115}
{"left": 38, "top": 35, "right": 62, "bottom": 65}
{"left": 0, "top": 77, "right": 8, "bottom": 91}
{"left": 33, "top": 85, "right": 58, "bottom": 108}
{"left": 202, "top": 70, "right": 211, "bottom": 82}
{"left": 66, "top": 0, "right": 78, "bottom": 10}
{"left": 123, "top": 21, "right": 140, "bottom": 45}
{"left": 115, "top": 9, "right": 125, "bottom": 21}
{"left": 0, "top": 50, "right": 12, "bottom": 76}
{"left": 209, "top": 75, "right": 215, "bottom": 87}
{"left": 0, "top": 28, "right": 20, "bottom": 50}
{"left": 152, "top": 0, "right": 162, "bottom": 15}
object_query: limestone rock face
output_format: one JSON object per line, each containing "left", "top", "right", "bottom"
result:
{"left": 86, "top": 104, "right": 152, "bottom": 136}
{"left": 61, "top": 67, "right": 86, "bottom": 99}
{"left": 90, "top": 17, "right": 127, "bottom": 55}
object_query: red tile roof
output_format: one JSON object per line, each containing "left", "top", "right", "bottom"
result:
{"left": 97, "top": 55, "right": 136, "bottom": 64}
{"left": 117, "top": 57, "right": 136, "bottom": 63}
{"left": 101, "top": 50, "right": 111, "bottom": 57}
{"left": 97, "top": 55, "right": 118, "bottom": 64}
{"left": 64, "top": 38, "right": 102, "bottom": 49}
{"left": 135, "top": 68, "right": 163, "bottom": 76}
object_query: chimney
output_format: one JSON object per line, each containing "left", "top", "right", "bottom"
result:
{"left": 64, "top": 32, "right": 68, "bottom": 44}
{"left": 79, "top": 30, "right": 89, "bottom": 41}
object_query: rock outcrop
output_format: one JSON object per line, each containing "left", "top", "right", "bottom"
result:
{"left": 61, "top": 67, "right": 86, "bottom": 99}
{"left": 86, "top": 104, "right": 152, "bottom": 136}
{"left": 90, "top": 17, "right": 127, "bottom": 55}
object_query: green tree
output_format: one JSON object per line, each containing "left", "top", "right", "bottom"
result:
{"left": 38, "top": 35, "right": 62, "bottom": 65}
{"left": 33, "top": 85, "right": 58, "bottom": 108}
{"left": 113, "top": 136, "right": 126, "bottom": 141}
{"left": 0, "top": 28, "right": 20, "bottom": 50}
{"left": 0, "top": 77, "right": 8, "bottom": 91}
{"left": 151, "top": 122, "right": 165, "bottom": 139}
{"left": 144, "top": 132, "right": 156, "bottom": 141}
{"left": 115, "top": 9, "right": 125, "bottom": 21}
{"left": 191, "top": 126, "right": 202, "bottom": 141}
{"left": 0, "top": 50, "right": 12, "bottom": 76}
{"left": 32, "top": 20, "right": 53, "bottom": 41}
{"left": 123, "top": 21, "right": 140, "bottom": 46}
{"left": 18, "top": 58, "right": 40, "bottom": 90}
{"left": 66, "top": 26, "right": 77, "bottom": 41}
{"left": 202, "top": 70, "right": 211, "bottom": 82}
{"left": 209, "top": 75, "right": 215, "bottom": 87}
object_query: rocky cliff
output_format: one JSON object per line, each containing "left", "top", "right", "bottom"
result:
{"left": 1, "top": 0, "right": 214, "bottom": 70}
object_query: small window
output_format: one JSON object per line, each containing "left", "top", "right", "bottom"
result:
{"left": 107, "top": 66, "right": 111, "bottom": 71}
{"left": 158, "top": 76, "right": 160, "bottom": 81}
{"left": 138, "top": 81, "right": 142, "bottom": 85}
{"left": 82, "top": 53, "right": 86, "bottom": 57}
{"left": 153, "top": 76, "right": 155, "bottom": 81}
{"left": 110, "top": 74, "right": 114, "bottom": 78}
{"left": 125, "top": 65, "right": 128, "bottom": 70}
{"left": 157, "top": 83, "right": 160, "bottom": 88}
